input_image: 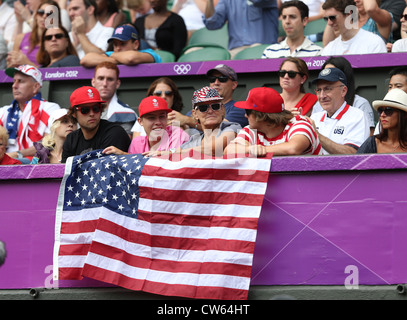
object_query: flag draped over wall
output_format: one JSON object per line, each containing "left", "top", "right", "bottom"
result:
{"left": 53, "top": 150, "right": 271, "bottom": 300}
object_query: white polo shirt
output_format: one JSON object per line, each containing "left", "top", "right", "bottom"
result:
{"left": 310, "top": 102, "right": 370, "bottom": 155}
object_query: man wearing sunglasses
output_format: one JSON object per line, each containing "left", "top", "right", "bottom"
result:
{"left": 262, "top": 0, "right": 322, "bottom": 59}
{"left": 91, "top": 62, "right": 136, "bottom": 136}
{"left": 310, "top": 68, "right": 370, "bottom": 155}
{"left": 61, "top": 86, "right": 131, "bottom": 163}
{"left": 0, "top": 65, "right": 61, "bottom": 163}
{"left": 321, "top": 0, "right": 386, "bottom": 55}
{"left": 178, "top": 64, "right": 248, "bottom": 130}
{"left": 80, "top": 24, "right": 161, "bottom": 67}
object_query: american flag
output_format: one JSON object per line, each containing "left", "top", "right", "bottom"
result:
{"left": 53, "top": 150, "right": 271, "bottom": 300}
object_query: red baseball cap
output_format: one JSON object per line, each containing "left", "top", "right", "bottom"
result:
{"left": 235, "top": 87, "right": 285, "bottom": 113}
{"left": 70, "top": 86, "right": 106, "bottom": 108}
{"left": 139, "top": 96, "right": 172, "bottom": 117}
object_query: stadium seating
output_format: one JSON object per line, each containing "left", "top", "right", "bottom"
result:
{"left": 155, "top": 50, "right": 176, "bottom": 63}
{"left": 177, "top": 46, "right": 231, "bottom": 62}
{"left": 181, "top": 24, "right": 229, "bottom": 54}
{"left": 304, "top": 18, "right": 326, "bottom": 36}
{"left": 232, "top": 44, "right": 271, "bottom": 60}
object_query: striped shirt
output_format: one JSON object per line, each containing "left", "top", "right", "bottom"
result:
{"left": 235, "top": 115, "right": 322, "bottom": 155}
{"left": 262, "top": 38, "right": 322, "bottom": 59}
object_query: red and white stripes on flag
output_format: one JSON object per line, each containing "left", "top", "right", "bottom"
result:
{"left": 53, "top": 151, "right": 271, "bottom": 300}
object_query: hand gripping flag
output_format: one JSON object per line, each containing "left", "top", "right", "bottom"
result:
{"left": 53, "top": 150, "right": 272, "bottom": 300}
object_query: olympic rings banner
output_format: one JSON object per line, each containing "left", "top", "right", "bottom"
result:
{"left": 1, "top": 53, "right": 406, "bottom": 83}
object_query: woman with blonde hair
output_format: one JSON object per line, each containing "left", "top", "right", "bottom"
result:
{"left": 31, "top": 109, "right": 77, "bottom": 164}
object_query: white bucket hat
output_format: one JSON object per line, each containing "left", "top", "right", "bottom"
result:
{"left": 372, "top": 88, "right": 407, "bottom": 113}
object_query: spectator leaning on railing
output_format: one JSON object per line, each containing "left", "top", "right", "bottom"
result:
{"left": 80, "top": 24, "right": 161, "bottom": 67}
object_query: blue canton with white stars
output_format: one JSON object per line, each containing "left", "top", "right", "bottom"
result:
{"left": 63, "top": 150, "right": 150, "bottom": 218}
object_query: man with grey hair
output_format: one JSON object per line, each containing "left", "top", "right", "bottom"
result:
{"left": 0, "top": 65, "right": 60, "bottom": 162}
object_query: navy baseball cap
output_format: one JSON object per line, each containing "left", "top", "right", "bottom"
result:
{"left": 312, "top": 68, "right": 347, "bottom": 86}
{"left": 206, "top": 64, "right": 238, "bottom": 81}
{"left": 108, "top": 25, "right": 138, "bottom": 43}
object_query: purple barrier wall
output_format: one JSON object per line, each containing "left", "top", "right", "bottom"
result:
{"left": 1, "top": 154, "right": 407, "bottom": 290}
{"left": 1, "top": 53, "right": 407, "bottom": 83}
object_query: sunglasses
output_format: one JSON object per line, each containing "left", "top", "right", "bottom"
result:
{"left": 37, "top": 9, "right": 53, "bottom": 17}
{"left": 377, "top": 107, "right": 395, "bottom": 117}
{"left": 153, "top": 90, "right": 173, "bottom": 97}
{"left": 278, "top": 70, "right": 302, "bottom": 78}
{"left": 208, "top": 76, "right": 230, "bottom": 83}
{"left": 75, "top": 104, "right": 102, "bottom": 115}
{"left": 195, "top": 103, "right": 222, "bottom": 113}
{"left": 401, "top": 14, "right": 407, "bottom": 21}
{"left": 323, "top": 15, "right": 337, "bottom": 22}
{"left": 44, "top": 33, "right": 66, "bottom": 41}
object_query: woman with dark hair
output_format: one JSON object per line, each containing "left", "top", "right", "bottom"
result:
{"left": 131, "top": 76, "right": 185, "bottom": 138}
{"left": 37, "top": 25, "right": 80, "bottom": 67}
{"left": 357, "top": 89, "right": 407, "bottom": 154}
{"left": 279, "top": 57, "right": 317, "bottom": 116}
{"left": 311, "top": 56, "right": 375, "bottom": 133}
{"left": 96, "top": 0, "right": 128, "bottom": 28}
{"left": 7, "top": 0, "right": 61, "bottom": 67}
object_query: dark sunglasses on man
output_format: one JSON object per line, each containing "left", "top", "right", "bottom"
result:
{"left": 194, "top": 103, "right": 222, "bottom": 113}
{"left": 208, "top": 76, "right": 230, "bottom": 83}
{"left": 75, "top": 104, "right": 102, "bottom": 115}
{"left": 323, "top": 15, "right": 337, "bottom": 22}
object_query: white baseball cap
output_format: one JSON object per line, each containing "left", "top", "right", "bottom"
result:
{"left": 48, "top": 108, "right": 69, "bottom": 126}
{"left": 5, "top": 64, "right": 43, "bottom": 86}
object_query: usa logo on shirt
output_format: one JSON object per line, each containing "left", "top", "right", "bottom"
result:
{"left": 334, "top": 126, "right": 345, "bottom": 135}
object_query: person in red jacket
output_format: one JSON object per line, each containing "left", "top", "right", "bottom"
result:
{"left": 0, "top": 126, "right": 21, "bottom": 165}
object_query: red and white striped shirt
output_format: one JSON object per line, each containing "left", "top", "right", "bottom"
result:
{"left": 235, "top": 115, "right": 322, "bottom": 155}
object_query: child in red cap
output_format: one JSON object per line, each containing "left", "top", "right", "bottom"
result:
{"left": 103, "top": 96, "right": 190, "bottom": 155}
{"left": 224, "top": 87, "right": 322, "bottom": 157}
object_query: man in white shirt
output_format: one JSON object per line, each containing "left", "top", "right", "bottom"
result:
{"left": 310, "top": 68, "right": 370, "bottom": 155}
{"left": 0, "top": 65, "right": 60, "bottom": 161}
{"left": 68, "top": 0, "right": 114, "bottom": 59}
{"left": 91, "top": 61, "right": 137, "bottom": 136}
{"left": 263, "top": 0, "right": 322, "bottom": 58}
{"left": 321, "top": 0, "right": 387, "bottom": 55}
{"left": 0, "top": 0, "right": 16, "bottom": 51}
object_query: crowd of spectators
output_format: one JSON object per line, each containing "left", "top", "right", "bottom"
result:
{"left": 1, "top": 0, "right": 407, "bottom": 66}
{"left": 1, "top": 0, "right": 407, "bottom": 166}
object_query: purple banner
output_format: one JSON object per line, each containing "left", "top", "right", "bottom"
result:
{"left": 1, "top": 53, "right": 407, "bottom": 83}
{"left": 1, "top": 154, "right": 407, "bottom": 289}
